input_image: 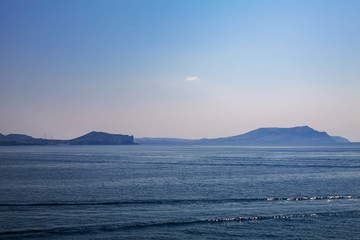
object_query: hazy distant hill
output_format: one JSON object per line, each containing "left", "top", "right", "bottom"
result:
{"left": 68, "top": 131, "right": 135, "bottom": 145}
{"left": 0, "top": 133, "right": 57, "bottom": 145}
{"left": 136, "top": 126, "right": 350, "bottom": 145}
{"left": 0, "top": 133, "right": 35, "bottom": 141}
{"left": 0, "top": 132, "right": 136, "bottom": 146}
{"left": 199, "top": 126, "right": 349, "bottom": 145}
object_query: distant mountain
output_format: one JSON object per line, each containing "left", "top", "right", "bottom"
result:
{"left": 0, "top": 132, "right": 136, "bottom": 146}
{"left": 136, "top": 126, "right": 350, "bottom": 145}
{"left": 199, "top": 126, "right": 349, "bottom": 145}
{"left": 68, "top": 131, "right": 135, "bottom": 145}
{"left": 0, "top": 133, "right": 35, "bottom": 141}
{"left": 0, "top": 133, "right": 56, "bottom": 146}
{"left": 4, "top": 134, "right": 35, "bottom": 141}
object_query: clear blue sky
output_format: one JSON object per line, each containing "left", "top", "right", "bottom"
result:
{"left": 1, "top": 0, "right": 359, "bottom": 141}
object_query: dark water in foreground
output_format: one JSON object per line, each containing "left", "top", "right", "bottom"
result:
{"left": 0, "top": 145, "right": 359, "bottom": 239}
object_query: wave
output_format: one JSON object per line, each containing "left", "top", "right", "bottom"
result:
{"left": 0, "top": 195, "right": 358, "bottom": 207}
{"left": 1, "top": 210, "right": 359, "bottom": 236}
{"left": 206, "top": 211, "right": 358, "bottom": 222}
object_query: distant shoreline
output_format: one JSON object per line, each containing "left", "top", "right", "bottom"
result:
{"left": 0, "top": 131, "right": 136, "bottom": 146}
{"left": 0, "top": 126, "right": 354, "bottom": 146}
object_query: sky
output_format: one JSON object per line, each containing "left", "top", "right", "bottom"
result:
{"left": 1, "top": 0, "right": 360, "bottom": 141}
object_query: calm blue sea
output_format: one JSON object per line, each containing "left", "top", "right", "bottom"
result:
{"left": 0, "top": 145, "right": 359, "bottom": 239}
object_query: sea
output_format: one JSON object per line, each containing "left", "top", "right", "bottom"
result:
{"left": 0, "top": 145, "right": 359, "bottom": 239}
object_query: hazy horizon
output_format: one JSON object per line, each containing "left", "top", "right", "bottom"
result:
{"left": 1, "top": 0, "right": 360, "bottom": 141}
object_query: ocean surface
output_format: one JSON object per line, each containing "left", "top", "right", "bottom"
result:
{"left": 0, "top": 145, "right": 359, "bottom": 239}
